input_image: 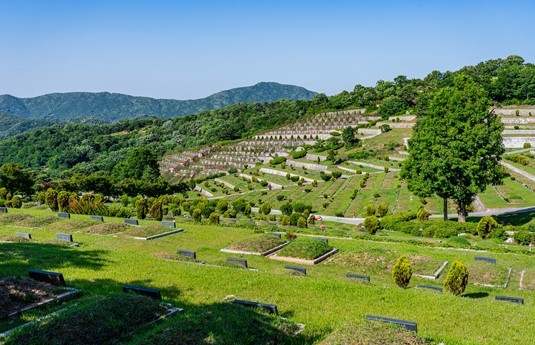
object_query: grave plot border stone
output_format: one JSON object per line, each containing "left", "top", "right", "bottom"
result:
{"left": 227, "top": 257, "right": 248, "bottom": 268}
{"left": 122, "top": 284, "right": 162, "bottom": 300}
{"left": 365, "top": 314, "right": 417, "bottom": 332}
{"left": 475, "top": 256, "right": 496, "bottom": 264}
{"left": 495, "top": 295, "right": 524, "bottom": 304}
{"left": 0, "top": 206, "right": 7, "bottom": 213}
{"left": 413, "top": 261, "right": 449, "bottom": 280}
{"left": 90, "top": 215, "right": 104, "bottom": 222}
{"left": 132, "top": 228, "right": 184, "bottom": 241}
{"left": 28, "top": 269, "right": 66, "bottom": 287}
{"left": 232, "top": 299, "right": 278, "bottom": 314}
{"left": 7, "top": 287, "right": 81, "bottom": 318}
{"left": 16, "top": 232, "right": 31, "bottom": 240}
{"left": 346, "top": 273, "right": 370, "bottom": 283}
{"left": 416, "top": 284, "right": 443, "bottom": 292}
{"left": 268, "top": 248, "right": 338, "bottom": 265}
{"left": 57, "top": 212, "right": 70, "bottom": 219}
{"left": 220, "top": 241, "right": 289, "bottom": 256}
{"left": 124, "top": 218, "right": 139, "bottom": 226}
{"left": 473, "top": 268, "right": 512, "bottom": 288}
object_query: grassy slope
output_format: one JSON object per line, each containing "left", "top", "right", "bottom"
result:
{"left": 2, "top": 209, "right": 535, "bottom": 344}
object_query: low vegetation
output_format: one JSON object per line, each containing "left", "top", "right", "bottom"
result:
{"left": 276, "top": 237, "right": 333, "bottom": 260}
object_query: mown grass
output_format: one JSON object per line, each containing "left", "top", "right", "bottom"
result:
{"left": 276, "top": 237, "right": 333, "bottom": 260}
{"left": 3, "top": 208, "right": 535, "bottom": 344}
{"left": 227, "top": 234, "right": 286, "bottom": 253}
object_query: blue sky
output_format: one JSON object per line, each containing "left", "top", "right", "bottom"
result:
{"left": 1, "top": 1, "right": 534, "bottom": 100}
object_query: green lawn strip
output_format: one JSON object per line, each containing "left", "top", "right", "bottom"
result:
{"left": 503, "top": 159, "right": 535, "bottom": 176}
{"left": 227, "top": 234, "right": 286, "bottom": 253}
{"left": 275, "top": 237, "right": 333, "bottom": 260}
{"left": 502, "top": 178, "right": 535, "bottom": 204}
{"left": 256, "top": 171, "right": 298, "bottom": 186}
{"left": 468, "top": 261, "right": 511, "bottom": 287}
{"left": 507, "top": 169, "right": 535, "bottom": 189}
{"left": 323, "top": 178, "right": 355, "bottom": 216}
{"left": 4, "top": 209, "right": 535, "bottom": 344}
{"left": 3, "top": 294, "right": 173, "bottom": 345}
{"left": 478, "top": 186, "right": 511, "bottom": 208}
{"left": 311, "top": 180, "right": 337, "bottom": 211}
{"left": 520, "top": 268, "right": 535, "bottom": 290}
{"left": 381, "top": 171, "right": 399, "bottom": 189}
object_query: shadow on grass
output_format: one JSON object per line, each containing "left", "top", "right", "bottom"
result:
{"left": 0, "top": 242, "right": 110, "bottom": 277}
{"left": 463, "top": 292, "right": 489, "bottom": 299}
{"left": 496, "top": 209, "right": 535, "bottom": 226}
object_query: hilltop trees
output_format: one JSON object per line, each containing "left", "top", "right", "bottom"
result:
{"left": 401, "top": 74, "right": 505, "bottom": 222}
{"left": 0, "top": 163, "right": 34, "bottom": 197}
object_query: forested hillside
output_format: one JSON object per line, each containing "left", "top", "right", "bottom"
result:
{"left": 0, "top": 82, "right": 317, "bottom": 122}
{"left": 0, "top": 55, "right": 533, "bottom": 183}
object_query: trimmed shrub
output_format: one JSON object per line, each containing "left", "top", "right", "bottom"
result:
{"left": 444, "top": 260, "right": 469, "bottom": 295}
{"left": 209, "top": 212, "right": 220, "bottom": 224}
{"left": 45, "top": 188, "right": 59, "bottom": 211}
{"left": 290, "top": 150, "right": 307, "bottom": 159}
{"left": 10, "top": 195, "right": 22, "bottom": 209}
{"left": 280, "top": 215, "right": 291, "bottom": 226}
{"left": 376, "top": 202, "right": 388, "bottom": 217}
{"left": 331, "top": 170, "right": 342, "bottom": 179}
{"left": 416, "top": 206, "right": 429, "bottom": 221}
{"left": 515, "top": 230, "right": 534, "bottom": 245}
{"left": 259, "top": 202, "right": 271, "bottom": 215}
{"left": 192, "top": 208, "right": 202, "bottom": 222}
{"left": 149, "top": 201, "right": 163, "bottom": 221}
{"left": 136, "top": 199, "right": 148, "bottom": 220}
{"left": 477, "top": 216, "right": 498, "bottom": 239}
{"left": 365, "top": 204, "right": 375, "bottom": 217}
{"left": 244, "top": 204, "right": 252, "bottom": 216}
{"left": 392, "top": 256, "right": 412, "bottom": 289}
{"left": 363, "top": 216, "right": 380, "bottom": 235}
{"left": 297, "top": 216, "right": 307, "bottom": 228}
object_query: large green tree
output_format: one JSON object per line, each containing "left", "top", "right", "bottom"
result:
{"left": 0, "top": 163, "right": 34, "bottom": 196}
{"left": 401, "top": 74, "right": 505, "bottom": 222}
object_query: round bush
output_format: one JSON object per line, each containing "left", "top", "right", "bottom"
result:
{"left": 444, "top": 260, "right": 469, "bottom": 295}
{"left": 363, "top": 216, "right": 380, "bottom": 235}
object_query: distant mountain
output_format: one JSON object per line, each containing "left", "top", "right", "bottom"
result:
{"left": 0, "top": 82, "right": 317, "bottom": 122}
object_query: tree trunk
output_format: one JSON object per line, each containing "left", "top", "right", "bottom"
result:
{"left": 443, "top": 197, "right": 448, "bottom": 221}
{"left": 457, "top": 200, "right": 466, "bottom": 222}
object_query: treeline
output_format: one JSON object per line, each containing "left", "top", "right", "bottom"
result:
{"left": 0, "top": 55, "right": 533, "bottom": 182}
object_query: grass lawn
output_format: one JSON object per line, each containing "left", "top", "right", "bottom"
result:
{"left": 3, "top": 207, "right": 535, "bottom": 344}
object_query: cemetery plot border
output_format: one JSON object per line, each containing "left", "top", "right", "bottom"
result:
{"left": 232, "top": 299, "right": 278, "bottom": 314}
{"left": 416, "top": 284, "right": 443, "bottom": 293}
{"left": 346, "top": 273, "right": 370, "bottom": 284}
{"left": 122, "top": 285, "right": 162, "bottom": 300}
{"left": 131, "top": 228, "right": 184, "bottom": 241}
{"left": 220, "top": 241, "right": 289, "bottom": 256}
{"left": 8, "top": 287, "right": 81, "bottom": 319}
{"left": 268, "top": 248, "right": 339, "bottom": 265}
{"left": 365, "top": 315, "right": 418, "bottom": 332}
{"left": 413, "top": 261, "right": 449, "bottom": 280}
{"left": 473, "top": 267, "right": 512, "bottom": 288}
{"left": 28, "top": 269, "right": 66, "bottom": 287}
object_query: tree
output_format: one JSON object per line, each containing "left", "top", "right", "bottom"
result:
{"left": 0, "top": 163, "right": 34, "bottom": 197}
{"left": 444, "top": 260, "right": 469, "bottom": 295}
{"left": 342, "top": 127, "right": 358, "bottom": 148}
{"left": 45, "top": 188, "right": 59, "bottom": 211}
{"left": 136, "top": 198, "right": 148, "bottom": 220}
{"left": 112, "top": 148, "right": 160, "bottom": 181}
{"left": 392, "top": 256, "right": 412, "bottom": 289}
{"left": 401, "top": 74, "right": 505, "bottom": 222}
{"left": 149, "top": 201, "right": 163, "bottom": 221}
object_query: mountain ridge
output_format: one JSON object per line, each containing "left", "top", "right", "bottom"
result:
{"left": 0, "top": 82, "right": 317, "bottom": 122}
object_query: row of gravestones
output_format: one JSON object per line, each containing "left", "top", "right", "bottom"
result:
{"left": 56, "top": 212, "right": 177, "bottom": 229}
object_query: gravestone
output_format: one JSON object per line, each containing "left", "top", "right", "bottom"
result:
{"left": 0, "top": 206, "right": 7, "bottom": 213}
{"left": 365, "top": 315, "right": 417, "bottom": 332}
{"left": 416, "top": 284, "right": 443, "bottom": 292}
{"left": 227, "top": 258, "right": 248, "bottom": 268}
{"left": 57, "top": 212, "right": 71, "bottom": 219}
{"left": 90, "top": 215, "right": 104, "bottom": 222}
{"left": 122, "top": 285, "right": 162, "bottom": 300}
{"left": 475, "top": 256, "right": 496, "bottom": 264}
{"left": 233, "top": 299, "right": 278, "bottom": 314}
{"left": 346, "top": 273, "right": 370, "bottom": 283}
{"left": 161, "top": 220, "right": 176, "bottom": 228}
{"left": 56, "top": 233, "right": 73, "bottom": 242}
{"left": 284, "top": 265, "right": 306, "bottom": 275}
{"left": 495, "top": 295, "right": 524, "bottom": 304}
{"left": 265, "top": 232, "right": 282, "bottom": 238}
{"left": 28, "top": 269, "right": 66, "bottom": 287}
{"left": 124, "top": 218, "right": 139, "bottom": 226}
{"left": 178, "top": 249, "right": 196, "bottom": 259}
{"left": 16, "top": 232, "right": 32, "bottom": 240}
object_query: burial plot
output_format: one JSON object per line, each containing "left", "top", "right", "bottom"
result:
{"left": 178, "top": 249, "right": 196, "bottom": 259}
{"left": 124, "top": 218, "right": 139, "bottom": 226}
{"left": 365, "top": 315, "right": 417, "bottom": 332}
{"left": 495, "top": 296, "right": 524, "bottom": 304}
{"left": 16, "top": 232, "right": 32, "bottom": 240}
{"left": 285, "top": 265, "right": 306, "bottom": 275}
{"left": 57, "top": 212, "right": 70, "bottom": 219}
{"left": 122, "top": 285, "right": 162, "bottom": 300}
{"left": 346, "top": 273, "right": 370, "bottom": 283}
{"left": 227, "top": 258, "right": 248, "bottom": 268}
{"left": 28, "top": 269, "right": 66, "bottom": 287}
{"left": 233, "top": 299, "right": 278, "bottom": 314}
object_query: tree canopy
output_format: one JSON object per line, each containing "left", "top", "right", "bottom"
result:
{"left": 401, "top": 74, "right": 505, "bottom": 221}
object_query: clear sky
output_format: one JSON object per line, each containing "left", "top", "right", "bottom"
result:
{"left": 1, "top": 0, "right": 534, "bottom": 100}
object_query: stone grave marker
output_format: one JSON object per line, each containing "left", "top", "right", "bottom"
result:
{"left": 122, "top": 285, "right": 162, "bottom": 300}
{"left": 56, "top": 233, "right": 73, "bottom": 242}
{"left": 28, "top": 269, "right": 66, "bottom": 287}
{"left": 416, "top": 284, "right": 443, "bottom": 292}
{"left": 0, "top": 206, "right": 7, "bottom": 213}
{"left": 161, "top": 220, "right": 176, "bottom": 228}
{"left": 475, "top": 256, "right": 496, "bottom": 264}
{"left": 57, "top": 212, "right": 70, "bottom": 219}
{"left": 365, "top": 315, "right": 417, "bottom": 332}
{"left": 90, "top": 215, "right": 104, "bottom": 222}
{"left": 265, "top": 232, "right": 282, "bottom": 238}
{"left": 178, "top": 249, "right": 196, "bottom": 260}
{"left": 233, "top": 299, "right": 278, "bottom": 314}
{"left": 227, "top": 258, "right": 248, "bottom": 268}
{"left": 16, "top": 232, "right": 32, "bottom": 240}
{"left": 495, "top": 295, "right": 524, "bottom": 304}
{"left": 346, "top": 273, "right": 370, "bottom": 283}
{"left": 124, "top": 218, "right": 139, "bottom": 226}
{"left": 285, "top": 265, "right": 306, "bottom": 275}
